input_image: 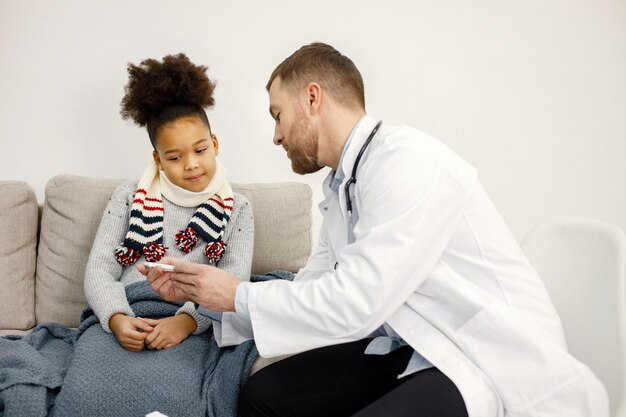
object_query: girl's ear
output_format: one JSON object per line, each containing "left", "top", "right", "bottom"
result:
{"left": 212, "top": 134, "right": 219, "bottom": 156}
{"left": 153, "top": 150, "right": 162, "bottom": 170}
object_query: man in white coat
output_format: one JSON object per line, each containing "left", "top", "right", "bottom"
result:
{"left": 141, "top": 42, "right": 609, "bottom": 417}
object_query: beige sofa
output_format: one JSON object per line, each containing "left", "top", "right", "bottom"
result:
{"left": 0, "top": 174, "right": 312, "bottom": 353}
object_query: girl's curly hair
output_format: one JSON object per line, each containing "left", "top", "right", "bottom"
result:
{"left": 120, "top": 53, "right": 216, "bottom": 146}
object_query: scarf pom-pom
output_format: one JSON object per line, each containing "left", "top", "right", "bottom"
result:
{"left": 143, "top": 241, "right": 167, "bottom": 262}
{"left": 205, "top": 240, "right": 227, "bottom": 263}
{"left": 115, "top": 244, "right": 141, "bottom": 267}
{"left": 176, "top": 227, "right": 199, "bottom": 253}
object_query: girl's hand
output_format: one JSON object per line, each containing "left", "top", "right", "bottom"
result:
{"left": 141, "top": 314, "right": 197, "bottom": 350}
{"left": 109, "top": 313, "right": 154, "bottom": 352}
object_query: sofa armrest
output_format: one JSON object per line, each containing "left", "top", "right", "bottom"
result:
{"left": 0, "top": 181, "right": 37, "bottom": 331}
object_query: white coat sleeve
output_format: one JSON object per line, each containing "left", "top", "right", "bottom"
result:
{"left": 292, "top": 219, "right": 331, "bottom": 283}
{"left": 215, "top": 216, "right": 332, "bottom": 347}
{"left": 247, "top": 138, "right": 476, "bottom": 357}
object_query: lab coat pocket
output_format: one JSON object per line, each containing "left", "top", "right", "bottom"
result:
{"left": 413, "top": 272, "right": 441, "bottom": 308}
{"left": 453, "top": 302, "right": 593, "bottom": 414}
{"left": 412, "top": 262, "right": 488, "bottom": 331}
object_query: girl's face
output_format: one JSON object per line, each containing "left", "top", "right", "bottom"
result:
{"left": 153, "top": 116, "right": 219, "bottom": 192}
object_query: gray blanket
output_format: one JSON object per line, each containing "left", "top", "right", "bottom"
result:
{"left": 0, "top": 279, "right": 263, "bottom": 417}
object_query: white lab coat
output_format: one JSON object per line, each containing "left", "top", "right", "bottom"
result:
{"left": 221, "top": 116, "right": 609, "bottom": 417}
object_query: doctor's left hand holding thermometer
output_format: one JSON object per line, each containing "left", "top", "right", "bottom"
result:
{"left": 137, "top": 257, "right": 239, "bottom": 312}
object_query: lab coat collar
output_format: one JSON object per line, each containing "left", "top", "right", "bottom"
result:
{"left": 320, "top": 115, "right": 377, "bottom": 201}
{"left": 338, "top": 115, "right": 379, "bottom": 189}
{"left": 318, "top": 115, "right": 379, "bottom": 224}
{"left": 329, "top": 115, "right": 366, "bottom": 193}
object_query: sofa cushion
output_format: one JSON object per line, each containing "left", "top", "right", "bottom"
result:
{"left": 232, "top": 182, "right": 312, "bottom": 275}
{"left": 0, "top": 181, "right": 38, "bottom": 330}
{"left": 35, "top": 175, "right": 312, "bottom": 327}
{"left": 35, "top": 175, "right": 124, "bottom": 327}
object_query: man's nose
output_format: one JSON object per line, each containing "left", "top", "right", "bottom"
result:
{"left": 273, "top": 125, "right": 283, "bottom": 146}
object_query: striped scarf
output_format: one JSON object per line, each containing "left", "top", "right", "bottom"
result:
{"left": 114, "top": 161, "right": 234, "bottom": 267}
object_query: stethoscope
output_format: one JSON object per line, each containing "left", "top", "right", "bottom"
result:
{"left": 344, "top": 120, "right": 382, "bottom": 243}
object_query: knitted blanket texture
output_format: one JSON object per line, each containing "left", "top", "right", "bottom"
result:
{"left": 0, "top": 280, "right": 259, "bottom": 417}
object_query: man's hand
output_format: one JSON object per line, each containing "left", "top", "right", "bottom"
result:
{"left": 166, "top": 258, "right": 240, "bottom": 312}
{"left": 137, "top": 260, "right": 189, "bottom": 303}
{"left": 139, "top": 315, "right": 197, "bottom": 350}
{"left": 109, "top": 313, "right": 154, "bottom": 352}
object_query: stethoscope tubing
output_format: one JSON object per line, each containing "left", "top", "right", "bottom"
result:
{"left": 344, "top": 120, "right": 383, "bottom": 215}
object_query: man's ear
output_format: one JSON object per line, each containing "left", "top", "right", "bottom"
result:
{"left": 153, "top": 150, "right": 162, "bottom": 170}
{"left": 306, "top": 82, "right": 322, "bottom": 115}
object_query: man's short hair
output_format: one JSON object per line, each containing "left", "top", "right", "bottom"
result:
{"left": 266, "top": 42, "right": 365, "bottom": 110}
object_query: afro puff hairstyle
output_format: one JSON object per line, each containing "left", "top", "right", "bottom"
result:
{"left": 120, "top": 53, "right": 216, "bottom": 146}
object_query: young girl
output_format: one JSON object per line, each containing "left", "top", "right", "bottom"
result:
{"left": 84, "top": 53, "right": 253, "bottom": 352}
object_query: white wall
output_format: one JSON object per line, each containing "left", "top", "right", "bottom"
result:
{"left": 1, "top": 0, "right": 624, "bottom": 242}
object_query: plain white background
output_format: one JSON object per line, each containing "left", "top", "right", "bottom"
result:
{"left": 1, "top": 0, "right": 624, "bottom": 242}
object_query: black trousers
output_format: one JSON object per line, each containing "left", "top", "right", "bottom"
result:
{"left": 238, "top": 338, "right": 468, "bottom": 417}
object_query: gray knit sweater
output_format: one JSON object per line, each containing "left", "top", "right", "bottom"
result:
{"left": 84, "top": 180, "right": 254, "bottom": 334}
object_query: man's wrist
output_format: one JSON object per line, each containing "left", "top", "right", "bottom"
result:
{"left": 228, "top": 280, "right": 240, "bottom": 312}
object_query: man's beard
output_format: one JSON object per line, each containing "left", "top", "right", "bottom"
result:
{"left": 288, "top": 107, "right": 322, "bottom": 175}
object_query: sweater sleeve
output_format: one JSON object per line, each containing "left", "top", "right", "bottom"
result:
{"left": 175, "top": 301, "right": 212, "bottom": 334}
{"left": 83, "top": 181, "right": 136, "bottom": 333}
{"left": 216, "top": 194, "right": 254, "bottom": 281}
